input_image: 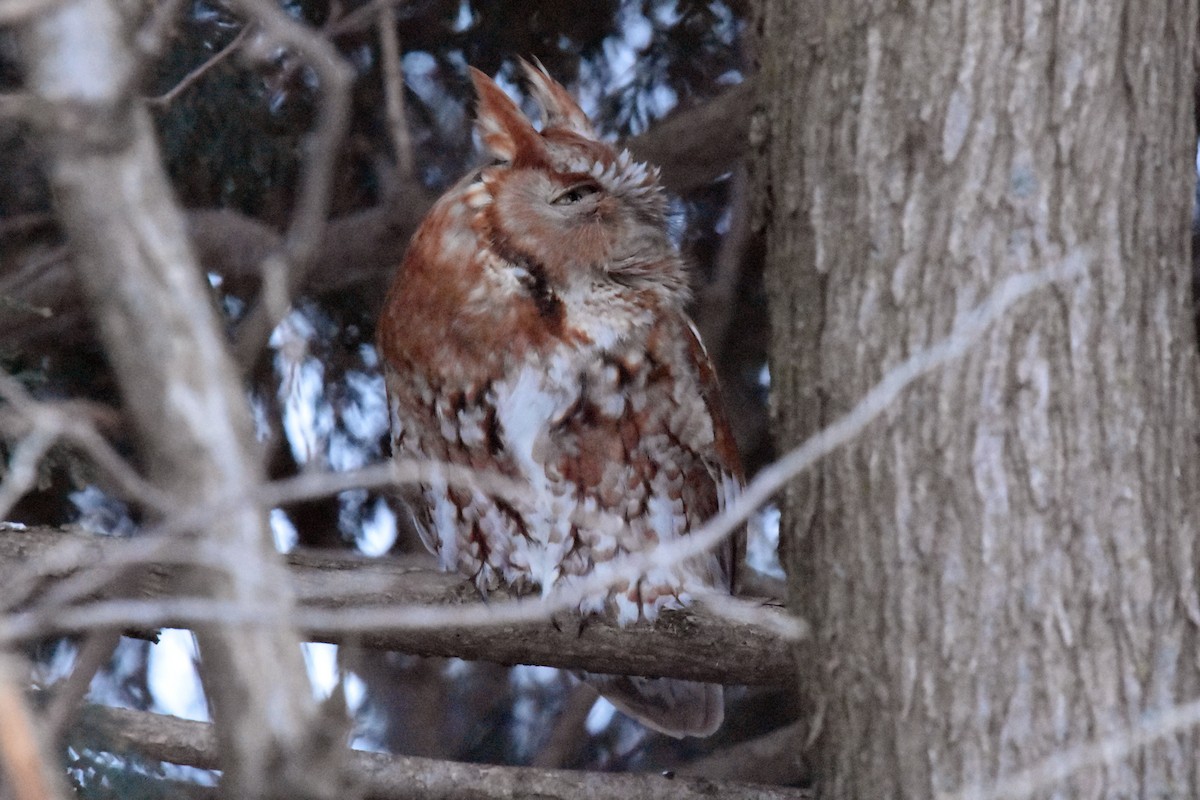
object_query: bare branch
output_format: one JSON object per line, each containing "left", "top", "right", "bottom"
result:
{"left": 0, "top": 372, "right": 174, "bottom": 515}
{"left": 678, "top": 719, "right": 808, "bottom": 785}
{"left": 698, "top": 594, "right": 804, "bottom": 641}
{"left": 42, "top": 630, "right": 122, "bottom": 741}
{"left": 0, "top": 428, "right": 55, "bottom": 521}
{"left": 626, "top": 77, "right": 756, "bottom": 193}
{"left": 325, "top": 0, "right": 405, "bottom": 37}
{"left": 376, "top": 5, "right": 413, "bottom": 179}
{"left": 145, "top": 26, "right": 249, "bottom": 107}
{"left": 228, "top": 0, "right": 353, "bottom": 369}
{"left": 0, "top": 212, "right": 53, "bottom": 237}
{"left": 0, "top": 527, "right": 795, "bottom": 686}
{"left": 259, "top": 460, "right": 525, "bottom": 509}
{"left": 72, "top": 704, "right": 814, "bottom": 800}
{"left": 0, "top": 0, "right": 62, "bottom": 25}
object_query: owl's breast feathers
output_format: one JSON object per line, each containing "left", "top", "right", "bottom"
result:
{"left": 381, "top": 312, "right": 742, "bottom": 625}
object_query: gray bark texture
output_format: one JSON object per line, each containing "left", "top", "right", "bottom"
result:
{"left": 756, "top": 0, "right": 1200, "bottom": 797}
{"left": 16, "top": 1, "right": 349, "bottom": 797}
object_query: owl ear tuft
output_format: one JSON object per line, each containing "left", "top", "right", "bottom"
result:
{"left": 518, "top": 57, "right": 596, "bottom": 138}
{"left": 469, "top": 66, "right": 545, "bottom": 164}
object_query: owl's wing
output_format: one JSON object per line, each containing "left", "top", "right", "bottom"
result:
{"left": 582, "top": 672, "right": 723, "bottom": 738}
{"left": 683, "top": 319, "right": 746, "bottom": 594}
{"left": 381, "top": 364, "right": 444, "bottom": 559}
{"left": 394, "top": 482, "right": 440, "bottom": 556}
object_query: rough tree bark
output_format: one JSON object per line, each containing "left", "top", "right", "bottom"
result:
{"left": 16, "top": 0, "right": 349, "bottom": 797}
{"left": 757, "top": 0, "right": 1200, "bottom": 797}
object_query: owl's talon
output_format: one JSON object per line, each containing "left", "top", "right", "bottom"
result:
{"left": 462, "top": 575, "right": 489, "bottom": 604}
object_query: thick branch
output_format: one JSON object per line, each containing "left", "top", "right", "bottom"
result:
{"left": 626, "top": 77, "right": 755, "bottom": 193}
{"left": 678, "top": 719, "right": 808, "bottom": 785}
{"left": 1, "top": 526, "right": 795, "bottom": 686}
{"left": 71, "top": 704, "right": 812, "bottom": 800}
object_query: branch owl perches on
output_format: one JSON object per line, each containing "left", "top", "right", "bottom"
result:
{"left": 377, "top": 59, "right": 743, "bottom": 738}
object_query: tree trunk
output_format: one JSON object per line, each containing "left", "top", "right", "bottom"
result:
{"left": 757, "top": 0, "right": 1200, "bottom": 796}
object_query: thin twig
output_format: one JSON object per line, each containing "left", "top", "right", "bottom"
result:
{"left": 0, "top": 0, "right": 62, "bottom": 25}
{"left": 229, "top": 0, "right": 353, "bottom": 370}
{"left": 940, "top": 696, "right": 1200, "bottom": 800}
{"left": 0, "top": 92, "right": 52, "bottom": 123}
{"left": 698, "top": 594, "right": 805, "bottom": 640}
{"left": 376, "top": 4, "right": 413, "bottom": 179}
{"left": 42, "top": 630, "right": 121, "bottom": 741}
{"left": 0, "top": 213, "right": 53, "bottom": 238}
{"left": 325, "top": 0, "right": 405, "bottom": 37}
{"left": 261, "top": 460, "right": 525, "bottom": 508}
{"left": 695, "top": 165, "right": 750, "bottom": 352}
{"left": 0, "top": 372, "right": 173, "bottom": 515}
{"left": 146, "top": 26, "right": 250, "bottom": 107}
{"left": 0, "top": 244, "right": 70, "bottom": 300}
{"left": 0, "top": 428, "right": 55, "bottom": 520}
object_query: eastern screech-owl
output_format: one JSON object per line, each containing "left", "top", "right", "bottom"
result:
{"left": 377, "top": 61, "right": 743, "bottom": 738}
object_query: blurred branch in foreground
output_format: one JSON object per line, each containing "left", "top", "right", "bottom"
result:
{"left": 71, "top": 703, "right": 813, "bottom": 800}
{"left": 14, "top": 0, "right": 351, "bottom": 794}
{"left": 0, "top": 653, "right": 69, "bottom": 800}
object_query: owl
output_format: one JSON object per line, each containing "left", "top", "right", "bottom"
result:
{"left": 376, "top": 61, "right": 743, "bottom": 738}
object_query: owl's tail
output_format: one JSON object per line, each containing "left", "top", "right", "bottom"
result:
{"left": 582, "top": 673, "right": 723, "bottom": 738}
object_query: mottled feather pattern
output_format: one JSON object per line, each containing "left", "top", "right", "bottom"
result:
{"left": 386, "top": 317, "right": 733, "bottom": 621}
{"left": 377, "top": 60, "right": 742, "bottom": 737}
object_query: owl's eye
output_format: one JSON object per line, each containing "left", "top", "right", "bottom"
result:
{"left": 552, "top": 183, "right": 601, "bottom": 205}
